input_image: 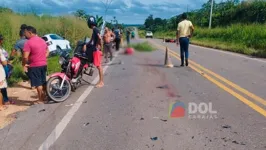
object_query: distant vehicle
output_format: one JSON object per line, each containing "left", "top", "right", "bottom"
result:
{"left": 146, "top": 31, "right": 153, "bottom": 38}
{"left": 42, "top": 34, "right": 71, "bottom": 55}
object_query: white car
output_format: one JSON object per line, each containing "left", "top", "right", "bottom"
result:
{"left": 146, "top": 31, "right": 153, "bottom": 38}
{"left": 42, "top": 34, "right": 71, "bottom": 55}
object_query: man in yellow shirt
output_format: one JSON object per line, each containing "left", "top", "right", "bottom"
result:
{"left": 176, "top": 13, "right": 194, "bottom": 66}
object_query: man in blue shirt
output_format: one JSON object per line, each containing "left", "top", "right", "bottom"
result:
{"left": 11, "top": 25, "right": 28, "bottom": 57}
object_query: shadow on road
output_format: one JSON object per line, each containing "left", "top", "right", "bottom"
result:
{"left": 9, "top": 97, "right": 37, "bottom": 106}
{"left": 136, "top": 63, "right": 164, "bottom": 68}
{"left": 136, "top": 63, "right": 185, "bottom": 69}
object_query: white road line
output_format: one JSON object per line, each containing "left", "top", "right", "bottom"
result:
{"left": 38, "top": 54, "right": 118, "bottom": 150}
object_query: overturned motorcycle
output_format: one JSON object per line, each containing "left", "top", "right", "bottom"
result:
{"left": 46, "top": 39, "right": 95, "bottom": 102}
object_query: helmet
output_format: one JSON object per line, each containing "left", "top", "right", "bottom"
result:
{"left": 87, "top": 16, "right": 97, "bottom": 28}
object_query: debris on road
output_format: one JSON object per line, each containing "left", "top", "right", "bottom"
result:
{"left": 150, "top": 137, "right": 158, "bottom": 141}
{"left": 160, "top": 119, "right": 167, "bottom": 122}
{"left": 83, "top": 122, "right": 90, "bottom": 126}
{"left": 83, "top": 101, "right": 87, "bottom": 103}
{"left": 65, "top": 104, "right": 73, "bottom": 107}
{"left": 192, "top": 136, "right": 194, "bottom": 139}
{"left": 156, "top": 85, "right": 169, "bottom": 89}
{"left": 140, "top": 118, "right": 144, "bottom": 120}
{"left": 232, "top": 141, "right": 239, "bottom": 144}
{"left": 38, "top": 109, "right": 46, "bottom": 113}
{"left": 222, "top": 125, "right": 231, "bottom": 129}
{"left": 124, "top": 47, "right": 134, "bottom": 55}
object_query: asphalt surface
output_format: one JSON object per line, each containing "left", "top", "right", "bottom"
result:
{"left": 0, "top": 35, "right": 266, "bottom": 150}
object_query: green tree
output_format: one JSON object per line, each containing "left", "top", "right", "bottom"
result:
{"left": 144, "top": 15, "right": 154, "bottom": 30}
{"left": 74, "top": 9, "right": 87, "bottom": 19}
{"left": 96, "top": 15, "right": 104, "bottom": 27}
{"left": 0, "top": 7, "right": 13, "bottom": 13}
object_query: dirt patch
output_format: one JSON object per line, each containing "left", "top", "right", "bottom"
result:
{"left": 0, "top": 81, "right": 38, "bottom": 129}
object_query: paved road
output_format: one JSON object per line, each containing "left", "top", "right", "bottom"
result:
{"left": 0, "top": 37, "right": 265, "bottom": 150}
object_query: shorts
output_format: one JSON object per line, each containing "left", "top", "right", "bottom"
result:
{"left": 93, "top": 50, "right": 102, "bottom": 67}
{"left": 104, "top": 43, "right": 112, "bottom": 54}
{"left": 28, "top": 66, "right": 47, "bottom": 87}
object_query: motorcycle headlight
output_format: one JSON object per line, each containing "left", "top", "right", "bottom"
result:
{"left": 59, "top": 57, "right": 65, "bottom": 65}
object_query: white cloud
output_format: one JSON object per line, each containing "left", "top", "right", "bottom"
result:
{"left": 0, "top": 0, "right": 220, "bottom": 24}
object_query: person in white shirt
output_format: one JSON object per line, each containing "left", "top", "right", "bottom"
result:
{"left": 0, "top": 44, "right": 8, "bottom": 110}
{"left": 0, "top": 34, "right": 13, "bottom": 105}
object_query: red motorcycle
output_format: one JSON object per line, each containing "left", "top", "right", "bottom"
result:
{"left": 46, "top": 39, "right": 95, "bottom": 102}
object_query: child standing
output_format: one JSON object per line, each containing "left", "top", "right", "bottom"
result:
{"left": 0, "top": 34, "right": 14, "bottom": 105}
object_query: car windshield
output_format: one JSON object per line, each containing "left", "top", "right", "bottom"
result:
{"left": 50, "top": 34, "right": 64, "bottom": 40}
{"left": 147, "top": 31, "right": 152, "bottom": 34}
{"left": 42, "top": 36, "right": 48, "bottom": 41}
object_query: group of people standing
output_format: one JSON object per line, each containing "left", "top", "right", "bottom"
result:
{"left": 0, "top": 16, "right": 127, "bottom": 110}
{"left": 0, "top": 24, "right": 49, "bottom": 110}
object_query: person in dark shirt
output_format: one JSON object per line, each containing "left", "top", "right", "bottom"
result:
{"left": 83, "top": 16, "right": 104, "bottom": 88}
{"left": 126, "top": 29, "right": 130, "bottom": 46}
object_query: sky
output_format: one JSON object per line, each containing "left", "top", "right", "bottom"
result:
{"left": 0, "top": 0, "right": 223, "bottom": 24}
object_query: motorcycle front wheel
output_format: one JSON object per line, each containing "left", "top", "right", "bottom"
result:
{"left": 46, "top": 76, "right": 71, "bottom": 102}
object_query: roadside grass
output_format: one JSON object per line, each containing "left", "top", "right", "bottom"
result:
{"left": 138, "top": 30, "right": 146, "bottom": 38}
{"left": 150, "top": 24, "right": 266, "bottom": 58}
{"left": 0, "top": 12, "right": 92, "bottom": 86}
{"left": 47, "top": 55, "right": 61, "bottom": 75}
{"left": 130, "top": 42, "right": 156, "bottom": 52}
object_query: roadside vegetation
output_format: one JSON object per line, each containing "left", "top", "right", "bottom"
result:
{"left": 139, "top": 0, "right": 266, "bottom": 57}
{"left": 130, "top": 42, "right": 155, "bottom": 52}
{"left": 138, "top": 30, "right": 146, "bottom": 38}
{"left": 0, "top": 7, "right": 124, "bottom": 85}
{"left": 0, "top": 10, "right": 91, "bottom": 85}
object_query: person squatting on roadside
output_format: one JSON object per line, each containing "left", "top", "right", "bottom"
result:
{"left": 83, "top": 16, "right": 104, "bottom": 88}
{"left": 103, "top": 27, "right": 115, "bottom": 63}
{"left": 176, "top": 13, "right": 195, "bottom": 66}
{"left": 23, "top": 26, "right": 50, "bottom": 102}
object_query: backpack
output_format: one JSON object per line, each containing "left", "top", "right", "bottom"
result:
{"left": 5, "top": 64, "right": 13, "bottom": 79}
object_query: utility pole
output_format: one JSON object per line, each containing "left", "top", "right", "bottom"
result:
{"left": 101, "top": 0, "right": 113, "bottom": 21}
{"left": 209, "top": 0, "right": 214, "bottom": 29}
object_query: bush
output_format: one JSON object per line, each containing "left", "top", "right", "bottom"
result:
{"left": 153, "top": 24, "right": 266, "bottom": 57}
{"left": 130, "top": 42, "right": 155, "bottom": 52}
